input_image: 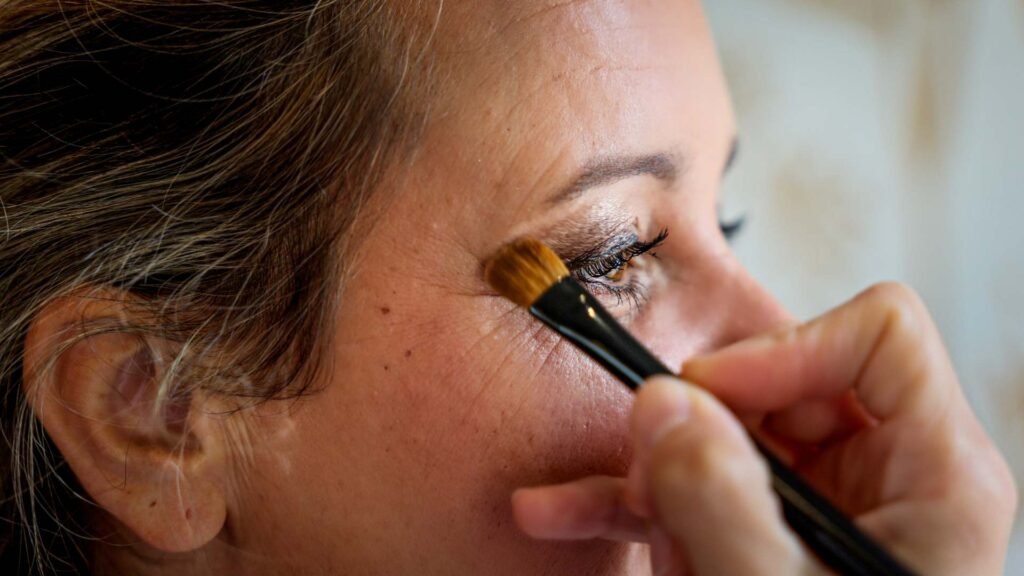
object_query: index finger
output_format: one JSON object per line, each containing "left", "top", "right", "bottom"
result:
{"left": 681, "top": 283, "right": 959, "bottom": 422}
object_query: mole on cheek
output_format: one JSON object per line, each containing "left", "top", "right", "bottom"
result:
{"left": 380, "top": 306, "right": 391, "bottom": 315}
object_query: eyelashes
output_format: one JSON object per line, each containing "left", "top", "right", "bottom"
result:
{"left": 564, "top": 216, "right": 744, "bottom": 312}
{"left": 567, "top": 228, "right": 668, "bottom": 309}
{"left": 570, "top": 228, "right": 668, "bottom": 280}
{"left": 719, "top": 214, "right": 745, "bottom": 241}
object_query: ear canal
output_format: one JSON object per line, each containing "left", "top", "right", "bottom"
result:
{"left": 112, "top": 345, "right": 156, "bottom": 409}
{"left": 111, "top": 344, "right": 192, "bottom": 437}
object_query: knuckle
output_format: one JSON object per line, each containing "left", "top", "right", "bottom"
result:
{"left": 866, "top": 281, "right": 920, "bottom": 305}
{"left": 861, "top": 282, "right": 948, "bottom": 399}
{"left": 944, "top": 437, "right": 1019, "bottom": 548}
{"left": 1004, "top": 465, "right": 1019, "bottom": 513}
{"left": 863, "top": 282, "right": 928, "bottom": 322}
{"left": 864, "top": 282, "right": 929, "bottom": 323}
{"left": 977, "top": 449, "right": 1018, "bottom": 517}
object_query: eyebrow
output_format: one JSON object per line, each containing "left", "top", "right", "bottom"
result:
{"left": 547, "top": 152, "right": 679, "bottom": 205}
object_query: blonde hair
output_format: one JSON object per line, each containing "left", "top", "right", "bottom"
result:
{"left": 0, "top": 1, "right": 436, "bottom": 573}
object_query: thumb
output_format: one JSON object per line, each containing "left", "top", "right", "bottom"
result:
{"left": 635, "top": 377, "right": 816, "bottom": 575}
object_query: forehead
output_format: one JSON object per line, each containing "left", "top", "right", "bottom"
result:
{"left": 399, "top": 0, "right": 730, "bottom": 239}
{"left": 432, "top": 0, "right": 705, "bottom": 133}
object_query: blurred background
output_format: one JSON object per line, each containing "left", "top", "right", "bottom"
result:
{"left": 706, "top": 0, "right": 1024, "bottom": 566}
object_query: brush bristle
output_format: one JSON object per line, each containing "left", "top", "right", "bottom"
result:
{"left": 484, "top": 237, "right": 570, "bottom": 308}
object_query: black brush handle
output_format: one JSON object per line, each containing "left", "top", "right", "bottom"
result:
{"left": 531, "top": 278, "right": 918, "bottom": 576}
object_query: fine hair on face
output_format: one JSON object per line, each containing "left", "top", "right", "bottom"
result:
{"left": 0, "top": 2, "right": 437, "bottom": 573}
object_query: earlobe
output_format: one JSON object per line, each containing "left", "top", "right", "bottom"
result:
{"left": 22, "top": 292, "right": 227, "bottom": 553}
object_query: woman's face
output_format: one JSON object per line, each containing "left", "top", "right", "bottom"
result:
{"left": 227, "top": 1, "right": 787, "bottom": 574}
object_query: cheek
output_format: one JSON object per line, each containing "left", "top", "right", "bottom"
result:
{"left": 307, "top": 298, "right": 635, "bottom": 531}
{"left": 372, "top": 305, "right": 636, "bottom": 490}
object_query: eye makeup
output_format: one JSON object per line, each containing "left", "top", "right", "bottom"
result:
{"left": 532, "top": 206, "right": 744, "bottom": 315}
{"left": 484, "top": 239, "right": 920, "bottom": 576}
{"left": 565, "top": 228, "right": 668, "bottom": 309}
{"left": 535, "top": 212, "right": 664, "bottom": 313}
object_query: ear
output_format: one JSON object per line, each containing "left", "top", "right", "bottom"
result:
{"left": 22, "top": 290, "right": 227, "bottom": 553}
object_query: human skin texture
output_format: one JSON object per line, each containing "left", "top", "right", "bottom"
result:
{"left": 188, "top": 1, "right": 795, "bottom": 574}
{"left": 85, "top": 1, "right": 792, "bottom": 574}
{"left": 31, "top": 0, "right": 1015, "bottom": 574}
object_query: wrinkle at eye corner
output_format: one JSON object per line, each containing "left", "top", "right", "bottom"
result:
{"left": 467, "top": 310, "right": 562, "bottom": 379}
{"left": 446, "top": 293, "right": 583, "bottom": 411}
{"left": 476, "top": 303, "right": 555, "bottom": 352}
{"left": 451, "top": 320, "right": 540, "bottom": 428}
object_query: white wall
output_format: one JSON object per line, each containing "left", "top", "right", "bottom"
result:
{"left": 706, "top": 0, "right": 1024, "bottom": 568}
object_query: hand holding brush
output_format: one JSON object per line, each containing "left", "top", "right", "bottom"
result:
{"left": 487, "top": 238, "right": 1016, "bottom": 576}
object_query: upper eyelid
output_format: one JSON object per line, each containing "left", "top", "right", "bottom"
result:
{"left": 537, "top": 213, "right": 638, "bottom": 263}
{"left": 564, "top": 232, "right": 640, "bottom": 270}
{"left": 565, "top": 229, "right": 668, "bottom": 314}
{"left": 567, "top": 229, "right": 667, "bottom": 278}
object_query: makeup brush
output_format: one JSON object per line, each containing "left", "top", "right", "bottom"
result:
{"left": 484, "top": 237, "right": 917, "bottom": 576}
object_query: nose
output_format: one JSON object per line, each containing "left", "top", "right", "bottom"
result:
{"left": 643, "top": 249, "right": 795, "bottom": 372}
{"left": 704, "top": 257, "right": 794, "bottom": 350}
